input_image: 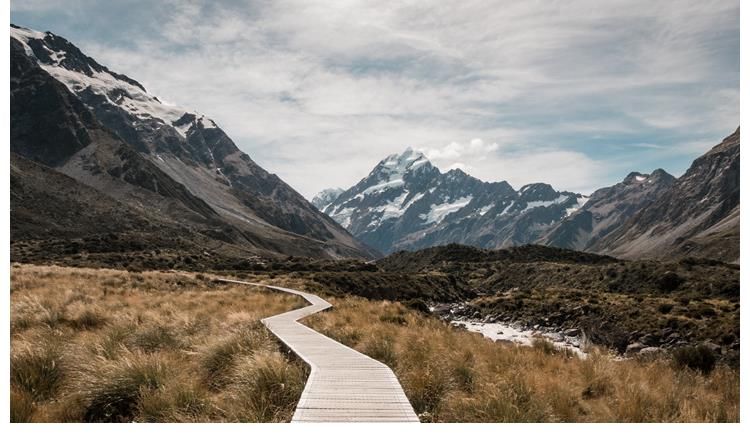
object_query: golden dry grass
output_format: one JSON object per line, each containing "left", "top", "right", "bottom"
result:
{"left": 300, "top": 293, "right": 739, "bottom": 423}
{"left": 10, "top": 264, "right": 308, "bottom": 423}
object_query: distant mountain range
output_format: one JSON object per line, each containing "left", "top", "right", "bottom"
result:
{"left": 315, "top": 130, "right": 740, "bottom": 262}
{"left": 10, "top": 24, "right": 738, "bottom": 265}
{"left": 314, "top": 148, "right": 586, "bottom": 254}
{"left": 10, "top": 25, "right": 378, "bottom": 262}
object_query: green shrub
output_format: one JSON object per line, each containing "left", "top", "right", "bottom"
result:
{"left": 657, "top": 303, "right": 673, "bottom": 314}
{"left": 403, "top": 298, "right": 430, "bottom": 314}
{"left": 673, "top": 345, "right": 717, "bottom": 374}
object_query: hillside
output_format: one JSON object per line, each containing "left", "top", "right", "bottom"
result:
{"left": 10, "top": 25, "right": 377, "bottom": 261}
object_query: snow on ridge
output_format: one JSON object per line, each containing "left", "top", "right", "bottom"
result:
{"left": 478, "top": 204, "right": 494, "bottom": 216}
{"left": 521, "top": 195, "right": 570, "bottom": 213}
{"left": 565, "top": 196, "right": 590, "bottom": 216}
{"left": 635, "top": 175, "right": 647, "bottom": 182}
{"left": 420, "top": 196, "right": 473, "bottom": 225}
{"left": 10, "top": 26, "right": 46, "bottom": 43}
{"left": 11, "top": 26, "right": 215, "bottom": 141}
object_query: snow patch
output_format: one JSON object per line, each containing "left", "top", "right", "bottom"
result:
{"left": 521, "top": 195, "right": 570, "bottom": 213}
{"left": 420, "top": 196, "right": 473, "bottom": 225}
{"left": 565, "top": 196, "right": 590, "bottom": 216}
{"left": 478, "top": 204, "right": 494, "bottom": 216}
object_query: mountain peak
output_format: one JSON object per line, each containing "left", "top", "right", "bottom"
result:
{"left": 311, "top": 188, "right": 345, "bottom": 210}
{"left": 623, "top": 169, "right": 675, "bottom": 185}
{"left": 380, "top": 147, "right": 428, "bottom": 171}
{"left": 10, "top": 25, "right": 198, "bottom": 135}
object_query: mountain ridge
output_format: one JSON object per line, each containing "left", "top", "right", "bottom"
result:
{"left": 10, "top": 24, "right": 378, "bottom": 261}
{"left": 316, "top": 148, "right": 584, "bottom": 254}
{"left": 316, "top": 129, "right": 739, "bottom": 262}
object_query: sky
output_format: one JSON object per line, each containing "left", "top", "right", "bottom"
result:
{"left": 11, "top": 0, "right": 739, "bottom": 199}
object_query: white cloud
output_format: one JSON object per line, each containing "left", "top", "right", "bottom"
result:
{"left": 419, "top": 138, "right": 608, "bottom": 193}
{"left": 14, "top": 0, "right": 738, "bottom": 198}
{"left": 420, "top": 138, "right": 499, "bottom": 161}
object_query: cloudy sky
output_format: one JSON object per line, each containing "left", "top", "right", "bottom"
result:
{"left": 12, "top": 0, "right": 739, "bottom": 198}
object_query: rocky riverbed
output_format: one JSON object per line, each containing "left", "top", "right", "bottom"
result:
{"left": 430, "top": 300, "right": 734, "bottom": 363}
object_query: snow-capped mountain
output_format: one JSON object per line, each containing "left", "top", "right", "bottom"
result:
{"left": 540, "top": 169, "right": 676, "bottom": 250}
{"left": 319, "top": 148, "right": 584, "bottom": 253}
{"left": 311, "top": 188, "right": 344, "bottom": 210}
{"left": 10, "top": 25, "right": 377, "bottom": 260}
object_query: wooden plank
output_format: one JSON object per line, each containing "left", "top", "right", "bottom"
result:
{"left": 218, "top": 279, "right": 420, "bottom": 423}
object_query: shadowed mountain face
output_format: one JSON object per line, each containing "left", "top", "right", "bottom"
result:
{"left": 10, "top": 25, "right": 378, "bottom": 261}
{"left": 315, "top": 149, "right": 584, "bottom": 254}
{"left": 591, "top": 128, "right": 740, "bottom": 262}
{"left": 540, "top": 169, "right": 676, "bottom": 250}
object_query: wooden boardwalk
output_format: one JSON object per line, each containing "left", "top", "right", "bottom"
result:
{"left": 219, "top": 279, "right": 419, "bottom": 423}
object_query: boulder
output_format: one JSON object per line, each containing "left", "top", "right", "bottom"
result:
{"left": 704, "top": 342, "right": 722, "bottom": 355}
{"left": 626, "top": 342, "right": 646, "bottom": 354}
{"left": 638, "top": 347, "right": 664, "bottom": 356}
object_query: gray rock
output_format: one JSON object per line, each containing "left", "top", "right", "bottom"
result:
{"left": 563, "top": 328, "right": 581, "bottom": 337}
{"left": 638, "top": 347, "right": 664, "bottom": 356}
{"left": 626, "top": 342, "right": 646, "bottom": 354}
{"left": 704, "top": 342, "right": 722, "bottom": 354}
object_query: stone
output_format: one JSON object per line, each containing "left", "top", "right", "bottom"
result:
{"left": 626, "top": 342, "right": 646, "bottom": 354}
{"left": 638, "top": 347, "right": 664, "bottom": 356}
{"left": 563, "top": 328, "right": 581, "bottom": 337}
{"left": 704, "top": 342, "right": 722, "bottom": 354}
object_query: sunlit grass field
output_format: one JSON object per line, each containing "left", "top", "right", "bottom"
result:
{"left": 10, "top": 265, "right": 739, "bottom": 423}
{"left": 299, "top": 290, "right": 739, "bottom": 422}
{"left": 10, "top": 264, "right": 307, "bottom": 422}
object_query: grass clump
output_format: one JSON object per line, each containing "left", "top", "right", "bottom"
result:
{"left": 75, "top": 351, "right": 170, "bottom": 422}
{"left": 11, "top": 340, "right": 65, "bottom": 401}
{"left": 10, "top": 388, "right": 36, "bottom": 423}
{"left": 201, "top": 324, "right": 274, "bottom": 389}
{"left": 227, "top": 351, "right": 307, "bottom": 422}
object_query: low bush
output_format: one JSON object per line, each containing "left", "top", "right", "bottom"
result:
{"left": 672, "top": 345, "right": 717, "bottom": 374}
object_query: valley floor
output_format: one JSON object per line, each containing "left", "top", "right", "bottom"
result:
{"left": 298, "top": 291, "right": 739, "bottom": 422}
{"left": 10, "top": 264, "right": 739, "bottom": 423}
{"left": 10, "top": 264, "right": 307, "bottom": 422}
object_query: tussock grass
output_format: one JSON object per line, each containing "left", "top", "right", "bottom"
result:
{"left": 11, "top": 339, "right": 65, "bottom": 401}
{"left": 10, "top": 264, "right": 308, "bottom": 422}
{"left": 226, "top": 351, "right": 307, "bottom": 422}
{"left": 302, "top": 293, "right": 739, "bottom": 423}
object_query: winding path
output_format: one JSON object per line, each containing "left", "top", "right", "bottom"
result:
{"left": 218, "top": 279, "right": 419, "bottom": 423}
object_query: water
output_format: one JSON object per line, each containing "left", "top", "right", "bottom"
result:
{"left": 451, "top": 320, "right": 588, "bottom": 358}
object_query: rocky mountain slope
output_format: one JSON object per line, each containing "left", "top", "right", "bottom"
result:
{"left": 315, "top": 148, "right": 585, "bottom": 254}
{"left": 318, "top": 129, "right": 739, "bottom": 262}
{"left": 540, "top": 169, "right": 676, "bottom": 250}
{"left": 592, "top": 128, "right": 740, "bottom": 262}
{"left": 10, "top": 25, "right": 377, "bottom": 261}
